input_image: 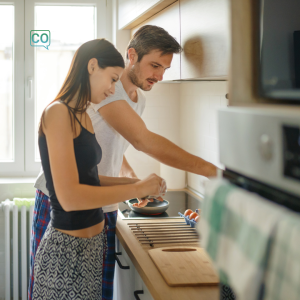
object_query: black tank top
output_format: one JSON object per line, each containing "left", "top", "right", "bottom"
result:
{"left": 38, "top": 101, "right": 104, "bottom": 230}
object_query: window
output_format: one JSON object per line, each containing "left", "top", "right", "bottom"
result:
{"left": 0, "top": 0, "right": 108, "bottom": 176}
{"left": 0, "top": 5, "right": 14, "bottom": 162}
{"left": 34, "top": 5, "right": 96, "bottom": 161}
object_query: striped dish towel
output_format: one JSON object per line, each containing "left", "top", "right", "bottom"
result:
{"left": 264, "top": 209, "right": 300, "bottom": 300}
{"left": 198, "top": 178, "right": 286, "bottom": 300}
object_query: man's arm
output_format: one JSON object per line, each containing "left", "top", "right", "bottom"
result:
{"left": 119, "top": 155, "right": 138, "bottom": 178}
{"left": 99, "top": 101, "right": 217, "bottom": 177}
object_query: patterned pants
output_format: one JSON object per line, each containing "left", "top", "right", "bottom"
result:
{"left": 28, "top": 190, "right": 118, "bottom": 300}
{"left": 221, "top": 283, "right": 236, "bottom": 300}
{"left": 33, "top": 224, "right": 107, "bottom": 299}
{"left": 28, "top": 190, "right": 51, "bottom": 300}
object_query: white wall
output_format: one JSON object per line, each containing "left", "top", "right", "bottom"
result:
{"left": 125, "top": 82, "right": 181, "bottom": 180}
{"left": 111, "top": 0, "right": 131, "bottom": 59}
{"left": 179, "top": 81, "right": 228, "bottom": 194}
{"left": 124, "top": 81, "right": 228, "bottom": 195}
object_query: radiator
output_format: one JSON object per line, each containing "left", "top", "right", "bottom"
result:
{"left": 1, "top": 199, "right": 35, "bottom": 300}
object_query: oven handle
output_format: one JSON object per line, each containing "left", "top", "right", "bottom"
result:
{"left": 115, "top": 252, "right": 130, "bottom": 270}
{"left": 134, "top": 290, "right": 144, "bottom": 300}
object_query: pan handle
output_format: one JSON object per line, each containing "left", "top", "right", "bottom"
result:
{"left": 115, "top": 252, "right": 130, "bottom": 270}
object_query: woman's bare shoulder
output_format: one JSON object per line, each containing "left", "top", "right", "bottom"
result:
{"left": 43, "top": 101, "right": 72, "bottom": 130}
{"left": 44, "top": 101, "right": 69, "bottom": 119}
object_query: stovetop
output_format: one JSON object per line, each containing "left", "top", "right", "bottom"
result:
{"left": 118, "top": 190, "right": 201, "bottom": 219}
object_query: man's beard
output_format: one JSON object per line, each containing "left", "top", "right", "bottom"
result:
{"left": 128, "top": 64, "right": 157, "bottom": 91}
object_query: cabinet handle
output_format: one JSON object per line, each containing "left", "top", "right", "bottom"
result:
{"left": 134, "top": 290, "right": 144, "bottom": 300}
{"left": 115, "top": 252, "right": 130, "bottom": 270}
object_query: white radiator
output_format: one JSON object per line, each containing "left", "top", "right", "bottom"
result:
{"left": 1, "top": 199, "right": 34, "bottom": 300}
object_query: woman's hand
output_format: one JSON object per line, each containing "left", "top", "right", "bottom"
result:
{"left": 134, "top": 174, "right": 167, "bottom": 204}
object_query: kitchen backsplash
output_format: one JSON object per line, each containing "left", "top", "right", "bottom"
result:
{"left": 125, "top": 81, "right": 228, "bottom": 195}
{"left": 179, "top": 81, "right": 228, "bottom": 194}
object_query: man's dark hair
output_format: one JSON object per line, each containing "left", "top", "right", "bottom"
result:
{"left": 126, "top": 25, "right": 182, "bottom": 62}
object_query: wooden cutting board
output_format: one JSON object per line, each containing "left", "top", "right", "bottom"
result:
{"left": 148, "top": 246, "right": 219, "bottom": 287}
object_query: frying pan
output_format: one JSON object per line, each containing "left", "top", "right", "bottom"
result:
{"left": 127, "top": 198, "right": 169, "bottom": 215}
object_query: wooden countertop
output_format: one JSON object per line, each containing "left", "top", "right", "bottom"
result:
{"left": 116, "top": 212, "right": 220, "bottom": 300}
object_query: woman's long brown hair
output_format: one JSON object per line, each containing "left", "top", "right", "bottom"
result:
{"left": 38, "top": 39, "right": 125, "bottom": 136}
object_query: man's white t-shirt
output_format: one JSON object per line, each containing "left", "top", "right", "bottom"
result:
{"left": 34, "top": 80, "right": 146, "bottom": 213}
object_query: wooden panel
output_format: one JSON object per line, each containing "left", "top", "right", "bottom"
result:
{"left": 131, "top": 1, "right": 181, "bottom": 81}
{"left": 180, "top": 0, "right": 230, "bottom": 80}
{"left": 118, "top": 0, "right": 177, "bottom": 30}
{"left": 229, "top": 0, "right": 300, "bottom": 108}
{"left": 149, "top": 247, "right": 219, "bottom": 286}
{"left": 229, "top": 0, "right": 257, "bottom": 105}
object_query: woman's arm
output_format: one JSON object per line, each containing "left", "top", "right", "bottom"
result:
{"left": 43, "top": 103, "right": 162, "bottom": 212}
{"left": 98, "top": 175, "right": 139, "bottom": 186}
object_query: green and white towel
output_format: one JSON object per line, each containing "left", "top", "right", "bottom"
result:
{"left": 264, "top": 209, "right": 300, "bottom": 300}
{"left": 199, "top": 178, "right": 286, "bottom": 300}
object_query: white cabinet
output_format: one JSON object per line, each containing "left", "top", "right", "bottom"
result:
{"left": 118, "top": 0, "right": 176, "bottom": 30}
{"left": 134, "top": 271, "right": 155, "bottom": 300}
{"left": 131, "top": 0, "right": 230, "bottom": 80}
{"left": 113, "top": 240, "right": 135, "bottom": 300}
{"left": 114, "top": 237, "right": 154, "bottom": 300}
{"left": 180, "top": 0, "right": 230, "bottom": 80}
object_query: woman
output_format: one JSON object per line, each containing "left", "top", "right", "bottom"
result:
{"left": 32, "top": 39, "right": 166, "bottom": 299}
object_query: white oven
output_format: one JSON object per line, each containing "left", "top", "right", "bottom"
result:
{"left": 218, "top": 106, "right": 300, "bottom": 211}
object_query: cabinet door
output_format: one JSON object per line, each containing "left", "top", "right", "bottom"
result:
{"left": 118, "top": 0, "right": 178, "bottom": 30}
{"left": 134, "top": 271, "right": 155, "bottom": 300}
{"left": 180, "top": 0, "right": 230, "bottom": 80}
{"left": 114, "top": 237, "right": 155, "bottom": 300}
{"left": 131, "top": 1, "right": 181, "bottom": 81}
{"left": 114, "top": 240, "right": 136, "bottom": 300}
{"left": 118, "top": 0, "right": 136, "bottom": 30}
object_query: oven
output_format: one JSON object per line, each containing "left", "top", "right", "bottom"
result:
{"left": 218, "top": 106, "right": 300, "bottom": 210}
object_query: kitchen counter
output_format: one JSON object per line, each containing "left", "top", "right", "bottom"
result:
{"left": 116, "top": 210, "right": 220, "bottom": 300}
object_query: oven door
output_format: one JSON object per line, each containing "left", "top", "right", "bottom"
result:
{"left": 218, "top": 107, "right": 300, "bottom": 209}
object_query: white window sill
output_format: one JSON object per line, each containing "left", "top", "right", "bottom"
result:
{"left": 0, "top": 178, "right": 36, "bottom": 184}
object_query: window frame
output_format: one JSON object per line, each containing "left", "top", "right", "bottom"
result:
{"left": 0, "top": 0, "right": 25, "bottom": 176}
{"left": 0, "top": 0, "right": 108, "bottom": 176}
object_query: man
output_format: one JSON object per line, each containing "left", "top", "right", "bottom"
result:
{"left": 95, "top": 25, "right": 217, "bottom": 206}
{"left": 29, "top": 25, "right": 218, "bottom": 300}
{"left": 88, "top": 25, "right": 217, "bottom": 298}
